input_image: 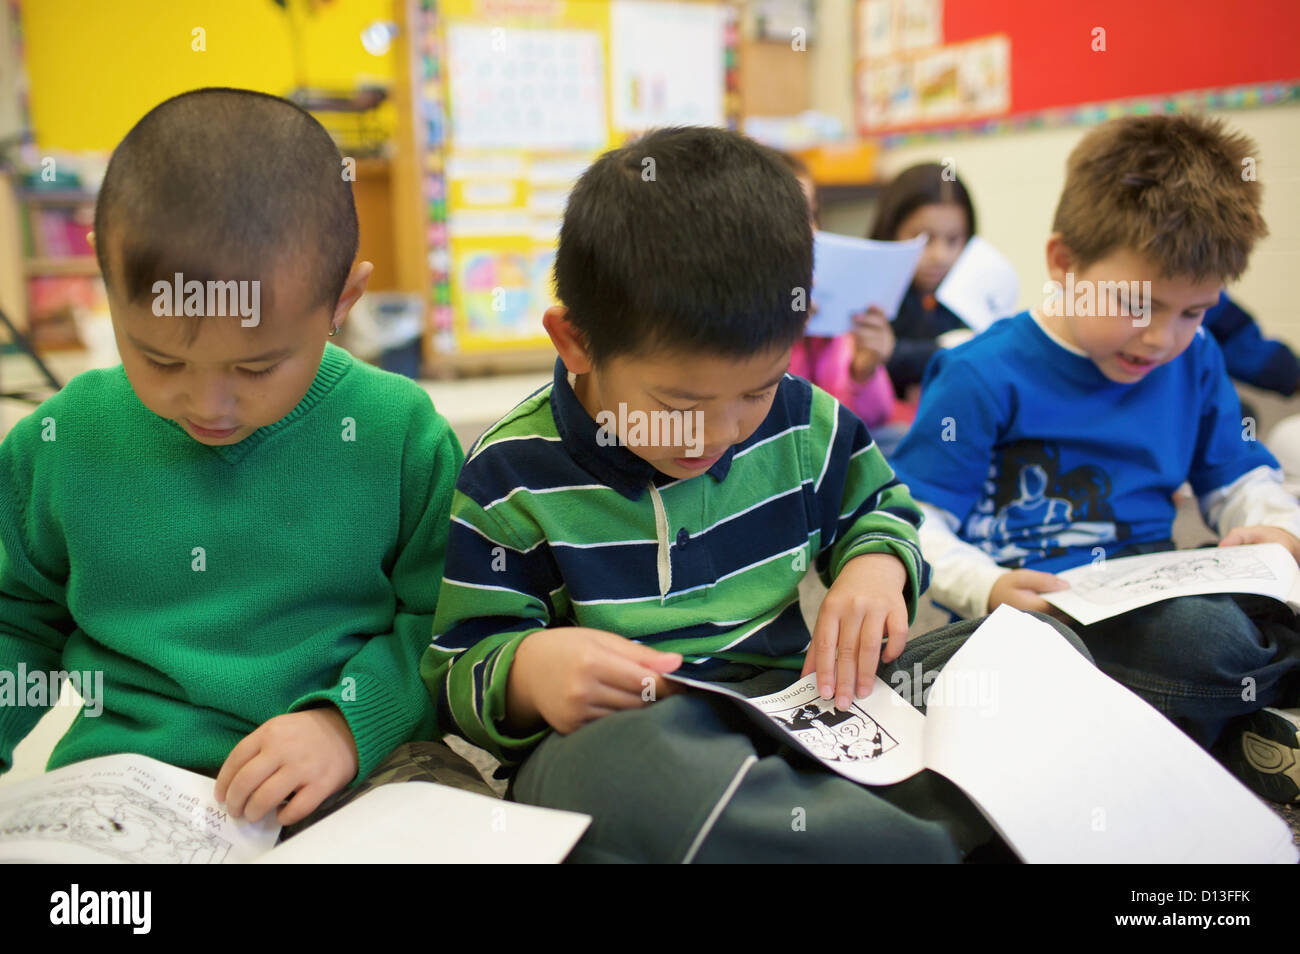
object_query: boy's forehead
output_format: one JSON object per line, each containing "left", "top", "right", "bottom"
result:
{"left": 1085, "top": 247, "right": 1222, "bottom": 299}
{"left": 115, "top": 272, "right": 326, "bottom": 358}
{"left": 616, "top": 345, "right": 792, "bottom": 395}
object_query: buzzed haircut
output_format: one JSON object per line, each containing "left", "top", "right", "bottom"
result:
{"left": 94, "top": 87, "right": 357, "bottom": 328}
{"left": 1051, "top": 114, "right": 1267, "bottom": 282}
{"left": 554, "top": 126, "right": 813, "bottom": 366}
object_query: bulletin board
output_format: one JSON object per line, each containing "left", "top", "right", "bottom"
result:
{"left": 856, "top": 0, "right": 1300, "bottom": 141}
{"left": 413, "top": 0, "right": 738, "bottom": 360}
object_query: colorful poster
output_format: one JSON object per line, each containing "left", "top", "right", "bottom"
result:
{"left": 447, "top": 25, "right": 606, "bottom": 150}
{"left": 610, "top": 1, "right": 727, "bottom": 131}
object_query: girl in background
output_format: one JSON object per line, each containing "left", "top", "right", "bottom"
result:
{"left": 868, "top": 162, "right": 979, "bottom": 402}
{"left": 781, "top": 153, "right": 897, "bottom": 434}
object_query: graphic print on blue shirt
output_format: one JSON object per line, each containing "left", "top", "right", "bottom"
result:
{"left": 963, "top": 438, "right": 1129, "bottom": 567}
{"left": 889, "top": 312, "right": 1281, "bottom": 575}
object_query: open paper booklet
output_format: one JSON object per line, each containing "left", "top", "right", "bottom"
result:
{"left": 933, "top": 235, "right": 1020, "bottom": 333}
{"left": 1041, "top": 542, "right": 1300, "bottom": 626}
{"left": 0, "top": 753, "right": 589, "bottom": 864}
{"left": 805, "top": 231, "right": 926, "bottom": 337}
{"left": 670, "top": 605, "right": 1298, "bottom": 863}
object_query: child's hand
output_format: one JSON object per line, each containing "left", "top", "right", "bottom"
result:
{"left": 506, "top": 627, "right": 683, "bottom": 735}
{"left": 1220, "top": 525, "right": 1300, "bottom": 563}
{"left": 987, "top": 569, "right": 1070, "bottom": 615}
{"left": 848, "top": 307, "right": 895, "bottom": 381}
{"left": 215, "top": 706, "right": 359, "bottom": 826}
{"left": 803, "top": 552, "right": 909, "bottom": 709}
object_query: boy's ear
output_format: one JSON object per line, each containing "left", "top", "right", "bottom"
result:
{"left": 1044, "top": 233, "right": 1076, "bottom": 284}
{"left": 543, "top": 305, "right": 594, "bottom": 375}
{"left": 329, "top": 260, "right": 374, "bottom": 333}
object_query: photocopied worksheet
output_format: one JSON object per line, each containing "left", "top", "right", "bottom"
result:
{"left": 670, "top": 670, "right": 928, "bottom": 786}
{"left": 805, "top": 231, "right": 927, "bottom": 336}
{"left": 934, "top": 235, "right": 1020, "bottom": 332}
{"left": 0, "top": 753, "right": 590, "bottom": 864}
{"left": 1041, "top": 542, "right": 1300, "bottom": 625}
{"left": 0, "top": 754, "right": 279, "bottom": 864}
{"left": 671, "top": 606, "right": 1298, "bottom": 863}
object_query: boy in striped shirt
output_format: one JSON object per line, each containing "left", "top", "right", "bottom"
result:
{"left": 421, "top": 127, "right": 1088, "bottom": 862}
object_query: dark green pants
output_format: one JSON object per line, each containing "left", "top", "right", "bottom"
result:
{"left": 512, "top": 611, "right": 1092, "bottom": 863}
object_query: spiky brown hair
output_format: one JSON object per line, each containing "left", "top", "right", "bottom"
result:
{"left": 1051, "top": 114, "right": 1267, "bottom": 282}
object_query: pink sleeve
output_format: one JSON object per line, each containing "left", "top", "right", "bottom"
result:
{"left": 846, "top": 364, "right": 896, "bottom": 430}
{"left": 791, "top": 335, "right": 895, "bottom": 429}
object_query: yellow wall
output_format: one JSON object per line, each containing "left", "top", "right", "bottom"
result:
{"left": 21, "top": 0, "right": 397, "bottom": 152}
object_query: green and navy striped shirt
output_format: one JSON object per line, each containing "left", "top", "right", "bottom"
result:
{"left": 420, "top": 358, "right": 929, "bottom": 764}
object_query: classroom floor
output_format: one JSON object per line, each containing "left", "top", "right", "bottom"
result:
{"left": 2, "top": 349, "right": 1299, "bottom": 853}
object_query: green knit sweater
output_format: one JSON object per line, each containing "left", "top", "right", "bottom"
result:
{"left": 0, "top": 343, "right": 462, "bottom": 784}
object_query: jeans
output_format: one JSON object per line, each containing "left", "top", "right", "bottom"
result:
{"left": 1075, "top": 594, "right": 1300, "bottom": 748}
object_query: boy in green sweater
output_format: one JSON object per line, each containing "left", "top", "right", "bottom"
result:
{"left": 0, "top": 88, "right": 472, "bottom": 829}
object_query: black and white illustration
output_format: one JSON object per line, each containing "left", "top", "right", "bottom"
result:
{"left": 771, "top": 696, "right": 899, "bottom": 763}
{"left": 1066, "top": 549, "right": 1276, "bottom": 605}
{"left": 1044, "top": 542, "right": 1300, "bottom": 626}
{"left": 0, "top": 782, "right": 232, "bottom": 864}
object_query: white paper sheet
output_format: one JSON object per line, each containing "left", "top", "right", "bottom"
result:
{"left": 806, "top": 231, "right": 927, "bottom": 336}
{"left": 934, "top": 235, "right": 1019, "bottom": 333}
{"left": 610, "top": 1, "right": 727, "bottom": 130}
{"left": 0, "top": 754, "right": 279, "bottom": 864}
{"left": 925, "top": 605, "right": 1298, "bottom": 863}
{"left": 257, "top": 782, "right": 590, "bottom": 864}
{"left": 668, "top": 673, "right": 927, "bottom": 786}
{"left": 1042, "top": 543, "right": 1300, "bottom": 626}
{"left": 447, "top": 26, "right": 606, "bottom": 150}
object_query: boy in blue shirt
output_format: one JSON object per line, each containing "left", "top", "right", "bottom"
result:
{"left": 891, "top": 114, "right": 1300, "bottom": 802}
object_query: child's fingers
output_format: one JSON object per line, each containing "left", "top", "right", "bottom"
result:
{"left": 851, "top": 610, "right": 886, "bottom": 703}
{"left": 584, "top": 679, "right": 649, "bottom": 713}
{"left": 277, "top": 780, "right": 331, "bottom": 828}
{"left": 1015, "top": 569, "right": 1069, "bottom": 593}
{"left": 879, "top": 602, "right": 910, "bottom": 666}
{"left": 591, "top": 644, "right": 675, "bottom": 697}
{"left": 1218, "top": 528, "right": 1250, "bottom": 547}
{"left": 214, "top": 729, "right": 264, "bottom": 801}
{"left": 222, "top": 753, "right": 281, "bottom": 818}
{"left": 809, "top": 607, "right": 843, "bottom": 698}
{"left": 599, "top": 631, "right": 683, "bottom": 673}
{"left": 243, "top": 767, "right": 302, "bottom": 824}
{"left": 650, "top": 673, "right": 684, "bottom": 700}
{"left": 834, "top": 620, "right": 861, "bottom": 710}
{"left": 1011, "top": 590, "right": 1054, "bottom": 614}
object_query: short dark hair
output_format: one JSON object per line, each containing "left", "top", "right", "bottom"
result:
{"left": 868, "top": 162, "right": 976, "bottom": 242}
{"left": 94, "top": 87, "right": 357, "bottom": 335}
{"left": 1051, "top": 114, "right": 1266, "bottom": 282}
{"left": 554, "top": 126, "right": 812, "bottom": 365}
